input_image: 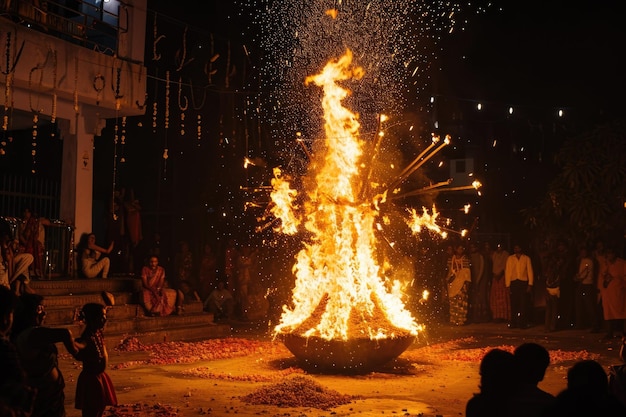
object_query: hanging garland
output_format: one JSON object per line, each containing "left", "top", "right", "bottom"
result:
{"left": 31, "top": 113, "right": 38, "bottom": 174}
{"left": 177, "top": 75, "right": 188, "bottom": 136}
{"left": 152, "top": 12, "right": 165, "bottom": 62}
{"left": 111, "top": 65, "right": 122, "bottom": 220}
{"left": 73, "top": 57, "right": 79, "bottom": 114}
{"left": 197, "top": 113, "right": 201, "bottom": 145}
{"left": 204, "top": 33, "right": 218, "bottom": 86}
{"left": 27, "top": 51, "right": 51, "bottom": 174}
{"left": 51, "top": 49, "right": 57, "bottom": 126}
{"left": 93, "top": 74, "right": 105, "bottom": 105}
{"left": 163, "top": 70, "right": 170, "bottom": 180}
{"left": 175, "top": 25, "right": 194, "bottom": 72}
{"left": 112, "top": 64, "right": 123, "bottom": 101}
{"left": 189, "top": 79, "right": 206, "bottom": 110}
{"left": 152, "top": 70, "right": 158, "bottom": 132}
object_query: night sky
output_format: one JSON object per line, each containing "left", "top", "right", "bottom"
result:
{"left": 438, "top": 0, "right": 625, "bottom": 112}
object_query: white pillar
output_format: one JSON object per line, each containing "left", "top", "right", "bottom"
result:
{"left": 59, "top": 110, "right": 105, "bottom": 245}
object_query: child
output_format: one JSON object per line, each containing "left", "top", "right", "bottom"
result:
{"left": 74, "top": 303, "right": 118, "bottom": 417}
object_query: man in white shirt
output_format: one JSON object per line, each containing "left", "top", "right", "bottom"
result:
{"left": 505, "top": 244, "right": 534, "bottom": 329}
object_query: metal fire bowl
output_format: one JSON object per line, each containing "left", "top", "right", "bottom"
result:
{"left": 280, "top": 333, "right": 416, "bottom": 373}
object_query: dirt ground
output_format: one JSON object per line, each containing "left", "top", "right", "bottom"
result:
{"left": 58, "top": 320, "right": 624, "bottom": 417}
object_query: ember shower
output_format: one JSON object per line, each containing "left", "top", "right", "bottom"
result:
{"left": 242, "top": 0, "right": 485, "bottom": 145}
{"left": 238, "top": 0, "right": 488, "bottom": 369}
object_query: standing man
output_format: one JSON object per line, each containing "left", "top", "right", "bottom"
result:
{"left": 490, "top": 243, "right": 510, "bottom": 323}
{"left": 573, "top": 245, "right": 596, "bottom": 330}
{"left": 505, "top": 243, "right": 534, "bottom": 329}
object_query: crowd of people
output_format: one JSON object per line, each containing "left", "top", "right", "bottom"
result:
{"left": 427, "top": 238, "right": 626, "bottom": 340}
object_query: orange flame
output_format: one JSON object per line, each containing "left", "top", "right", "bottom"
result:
{"left": 273, "top": 49, "right": 420, "bottom": 341}
{"left": 269, "top": 167, "right": 300, "bottom": 234}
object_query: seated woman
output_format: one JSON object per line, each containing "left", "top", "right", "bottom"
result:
{"left": 77, "top": 233, "right": 113, "bottom": 279}
{"left": 140, "top": 255, "right": 184, "bottom": 316}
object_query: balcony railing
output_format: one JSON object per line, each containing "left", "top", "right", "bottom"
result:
{"left": 1, "top": 0, "right": 119, "bottom": 56}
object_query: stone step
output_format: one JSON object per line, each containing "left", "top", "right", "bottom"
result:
{"left": 30, "top": 276, "right": 233, "bottom": 346}
{"left": 30, "top": 276, "right": 140, "bottom": 296}
{"left": 41, "top": 291, "right": 137, "bottom": 309}
{"left": 62, "top": 309, "right": 217, "bottom": 334}
{"left": 45, "top": 303, "right": 139, "bottom": 325}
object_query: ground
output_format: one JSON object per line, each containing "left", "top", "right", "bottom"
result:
{"left": 59, "top": 321, "right": 624, "bottom": 417}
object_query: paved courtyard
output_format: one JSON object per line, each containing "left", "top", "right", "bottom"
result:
{"left": 58, "top": 320, "right": 624, "bottom": 417}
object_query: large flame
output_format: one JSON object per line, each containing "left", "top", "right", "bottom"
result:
{"left": 272, "top": 49, "right": 421, "bottom": 341}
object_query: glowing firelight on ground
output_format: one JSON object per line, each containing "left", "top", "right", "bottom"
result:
{"left": 269, "top": 49, "right": 453, "bottom": 342}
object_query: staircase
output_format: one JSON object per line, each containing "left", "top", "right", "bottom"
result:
{"left": 29, "top": 276, "right": 232, "bottom": 350}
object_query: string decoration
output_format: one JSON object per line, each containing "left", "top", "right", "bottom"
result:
{"left": 204, "top": 33, "right": 218, "bottom": 85}
{"left": 121, "top": 116, "right": 127, "bottom": 145}
{"left": 136, "top": 92, "right": 147, "bottom": 110}
{"left": 197, "top": 114, "right": 201, "bottom": 145}
{"left": 31, "top": 113, "right": 38, "bottom": 174}
{"left": 152, "top": 12, "right": 165, "bottom": 61}
{"left": 2, "top": 65, "right": 12, "bottom": 154}
{"left": 112, "top": 65, "right": 123, "bottom": 100}
{"left": 112, "top": 63, "right": 123, "bottom": 216}
{"left": 163, "top": 70, "right": 170, "bottom": 179}
{"left": 51, "top": 49, "right": 57, "bottom": 124}
{"left": 152, "top": 100, "right": 158, "bottom": 131}
{"left": 93, "top": 74, "right": 105, "bottom": 105}
{"left": 28, "top": 51, "right": 50, "bottom": 114}
{"left": 225, "top": 41, "right": 231, "bottom": 89}
{"left": 175, "top": 25, "right": 194, "bottom": 72}
{"left": 189, "top": 79, "right": 206, "bottom": 110}
{"left": 2, "top": 31, "right": 12, "bottom": 133}
{"left": 152, "top": 70, "right": 159, "bottom": 132}
{"left": 164, "top": 71, "right": 170, "bottom": 129}
{"left": 2, "top": 31, "right": 25, "bottom": 76}
{"left": 177, "top": 75, "right": 188, "bottom": 136}
{"left": 120, "top": 116, "right": 127, "bottom": 164}
{"left": 73, "top": 57, "right": 79, "bottom": 115}
{"left": 2, "top": 31, "right": 24, "bottom": 135}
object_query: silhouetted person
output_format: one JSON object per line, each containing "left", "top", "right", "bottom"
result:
{"left": 466, "top": 348, "right": 519, "bottom": 417}
{"left": 544, "top": 359, "right": 626, "bottom": 417}
{"left": 11, "top": 293, "right": 80, "bottom": 417}
{"left": 0, "top": 286, "right": 36, "bottom": 417}
{"left": 204, "top": 280, "right": 234, "bottom": 321}
{"left": 510, "top": 342, "right": 556, "bottom": 417}
{"left": 608, "top": 335, "right": 626, "bottom": 409}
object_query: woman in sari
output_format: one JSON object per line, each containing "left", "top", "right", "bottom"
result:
{"left": 447, "top": 244, "right": 472, "bottom": 326}
{"left": 140, "top": 255, "right": 183, "bottom": 316}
